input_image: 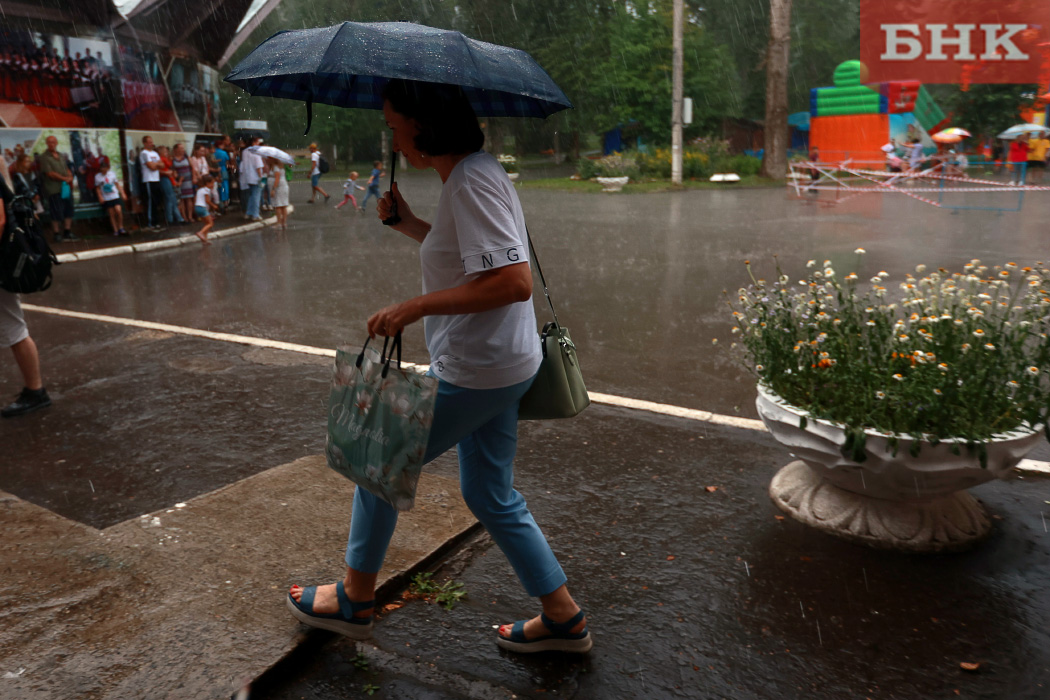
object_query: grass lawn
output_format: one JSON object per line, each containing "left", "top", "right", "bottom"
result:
{"left": 517, "top": 175, "right": 784, "bottom": 193}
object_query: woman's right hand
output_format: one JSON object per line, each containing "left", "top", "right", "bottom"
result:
{"left": 377, "top": 182, "right": 414, "bottom": 224}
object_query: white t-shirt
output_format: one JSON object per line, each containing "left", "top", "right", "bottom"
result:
{"left": 420, "top": 150, "right": 541, "bottom": 389}
{"left": 244, "top": 151, "right": 262, "bottom": 185}
{"left": 194, "top": 186, "right": 211, "bottom": 209}
{"left": 140, "top": 149, "right": 160, "bottom": 183}
{"left": 95, "top": 171, "right": 120, "bottom": 201}
{"left": 311, "top": 151, "right": 320, "bottom": 176}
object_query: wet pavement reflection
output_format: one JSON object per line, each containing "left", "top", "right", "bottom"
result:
{"left": 27, "top": 174, "right": 1050, "bottom": 421}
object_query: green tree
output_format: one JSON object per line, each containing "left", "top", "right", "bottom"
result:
{"left": 946, "top": 84, "right": 1036, "bottom": 141}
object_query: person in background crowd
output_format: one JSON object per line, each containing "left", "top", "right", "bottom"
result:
{"left": 907, "top": 139, "right": 925, "bottom": 172}
{"left": 237, "top": 138, "right": 250, "bottom": 213}
{"left": 213, "top": 136, "right": 231, "bottom": 212}
{"left": 268, "top": 155, "right": 290, "bottom": 232}
{"left": 190, "top": 144, "right": 210, "bottom": 189}
{"left": 1027, "top": 131, "right": 1049, "bottom": 184}
{"left": 157, "top": 145, "right": 185, "bottom": 225}
{"left": 258, "top": 141, "right": 271, "bottom": 213}
{"left": 126, "top": 147, "right": 141, "bottom": 222}
{"left": 139, "top": 135, "right": 164, "bottom": 230}
{"left": 94, "top": 157, "right": 128, "bottom": 236}
{"left": 193, "top": 174, "right": 218, "bottom": 245}
{"left": 171, "top": 142, "right": 195, "bottom": 224}
{"left": 1008, "top": 135, "right": 1029, "bottom": 185}
{"left": 307, "top": 143, "right": 330, "bottom": 204}
{"left": 0, "top": 166, "right": 51, "bottom": 419}
{"left": 945, "top": 149, "right": 968, "bottom": 178}
{"left": 38, "top": 135, "right": 78, "bottom": 242}
{"left": 807, "top": 146, "right": 820, "bottom": 191}
{"left": 11, "top": 153, "right": 40, "bottom": 208}
{"left": 79, "top": 148, "right": 102, "bottom": 205}
{"left": 242, "top": 139, "right": 263, "bottom": 222}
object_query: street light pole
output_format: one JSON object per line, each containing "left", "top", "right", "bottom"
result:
{"left": 671, "top": 0, "right": 684, "bottom": 185}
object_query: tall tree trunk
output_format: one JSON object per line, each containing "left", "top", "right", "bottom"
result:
{"left": 761, "top": 0, "right": 793, "bottom": 179}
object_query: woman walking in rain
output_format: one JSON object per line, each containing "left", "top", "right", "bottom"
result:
{"left": 287, "top": 79, "right": 592, "bottom": 654}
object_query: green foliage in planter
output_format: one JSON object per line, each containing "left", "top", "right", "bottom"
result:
{"left": 723, "top": 254, "right": 1050, "bottom": 446}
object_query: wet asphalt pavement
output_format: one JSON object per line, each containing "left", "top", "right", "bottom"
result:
{"left": 2, "top": 174, "right": 1050, "bottom": 698}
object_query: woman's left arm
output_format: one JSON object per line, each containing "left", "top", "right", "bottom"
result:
{"left": 367, "top": 262, "right": 532, "bottom": 338}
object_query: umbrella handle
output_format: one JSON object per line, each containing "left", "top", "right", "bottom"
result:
{"left": 382, "top": 150, "right": 401, "bottom": 226}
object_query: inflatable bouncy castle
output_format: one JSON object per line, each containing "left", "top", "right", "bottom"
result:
{"left": 809, "top": 61, "right": 950, "bottom": 162}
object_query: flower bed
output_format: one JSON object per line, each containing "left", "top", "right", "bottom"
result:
{"left": 723, "top": 253, "right": 1050, "bottom": 461}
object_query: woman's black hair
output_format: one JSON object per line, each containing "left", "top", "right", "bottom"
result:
{"left": 382, "top": 79, "right": 485, "bottom": 157}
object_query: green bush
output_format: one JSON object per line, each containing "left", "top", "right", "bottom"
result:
{"left": 725, "top": 155, "right": 762, "bottom": 176}
{"left": 577, "top": 157, "right": 598, "bottom": 179}
{"left": 581, "top": 141, "right": 760, "bottom": 181}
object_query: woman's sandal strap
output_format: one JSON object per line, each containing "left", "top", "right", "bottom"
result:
{"left": 334, "top": 581, "right": 374, "bottom": 621}
{"left": 539, "top": 609, "right": 586, "bottom": 635}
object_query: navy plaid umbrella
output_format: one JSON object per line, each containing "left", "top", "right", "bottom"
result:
{"left": 225, "top": 21, "right": 571, "bottom": 225}
{"left": 223, "top": 21, "right": 572, "bottom": 123}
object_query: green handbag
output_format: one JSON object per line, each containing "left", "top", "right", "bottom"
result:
{"left": 518, "top": 229, "right": 590, "bottom": 420}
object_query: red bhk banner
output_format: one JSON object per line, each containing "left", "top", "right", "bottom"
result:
{"left": 860, "top": 0, "right": 1050, "bottom": 84}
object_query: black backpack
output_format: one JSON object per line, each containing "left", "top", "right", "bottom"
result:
{"left": 0, "top": 192, "right": 59, "bottom": 294}
{"left": 317, "top": 154, "right": 330, "bottom": 174}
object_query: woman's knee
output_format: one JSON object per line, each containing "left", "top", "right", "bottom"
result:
{"left": 460, "top": 486, "right": 524, "bottom": 525}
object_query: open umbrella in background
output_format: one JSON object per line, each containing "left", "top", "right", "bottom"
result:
{"left": 932, "top": 127, "right": 971, "bottom": 144}
{"left": 225, "top": 21, "right": 573, "bottom": 224}
{"left": 997, "top": 123, "right": 1050, "bottom": 139}
{"left": 247, "top": 145, "right": 295, "bottom": 166}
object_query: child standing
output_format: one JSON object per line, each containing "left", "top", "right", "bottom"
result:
{"left": 193, "top": 174, "right": 217, "bottom": 245}
{"left": 94, "top": 158, "right": 128, "bottom": 236}
{"left": 268, "top": 156, "right": 290, "bottom": 231}
{"left": 335, "top": 171, "right": 365, "bottom": 210}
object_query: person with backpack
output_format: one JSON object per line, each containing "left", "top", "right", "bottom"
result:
{"left": 307, "top": 142, "right": 330, "bottom": 204}
{"left": 0, "top": 165, "right": 52, "bottom": 418}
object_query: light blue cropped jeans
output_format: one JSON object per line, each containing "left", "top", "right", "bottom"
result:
{"left": 345, "top": 372, "right": 567, "bottom": 598}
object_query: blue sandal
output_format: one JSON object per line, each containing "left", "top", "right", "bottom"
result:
{"left": 496, "top": 610, "right": 593, "bottom": 653}
{"left": 286, "top": 581, "right": 374, "bottom": 640}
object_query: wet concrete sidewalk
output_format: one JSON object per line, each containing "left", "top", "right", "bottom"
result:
{"left": 0, "top": 315, "right": 477, "bottom": 699}
{"left": 49, "top": 206, "right": 293, "bottom": 263}
{"left": 250, "top": 407, "right": 1050, "bottom": 700}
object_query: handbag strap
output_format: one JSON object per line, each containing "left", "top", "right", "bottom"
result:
{"left": 356, "top": 332, "right": 401, "bottom": 373}
{"left": 526, "top": 225, "right": 560, "bottom": 329}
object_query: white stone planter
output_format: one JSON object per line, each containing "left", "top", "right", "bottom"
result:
{"left": 595, "top": 176, "right": 629, "bottom": 192}
{"left": 755, "top": 384, "right": 1041, "bottom": 552}
{"left": 507, "top": 172, "right": 519, "bottom": 182}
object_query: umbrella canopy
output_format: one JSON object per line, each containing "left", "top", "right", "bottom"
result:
{"left": 931, "top": 127, "right": 971, "bottom": 144}
{"left": 997, "top": 123, "right": 1050, "bottom": 139}
{"left": 224, "top": 21, "right": 572, "bottom": 120}
{"left": 247, "top": 145, "right": 295, "bottom": 166}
